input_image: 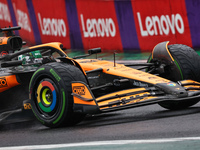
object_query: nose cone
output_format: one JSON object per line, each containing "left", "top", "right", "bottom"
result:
{"left": 156, "top": 82, "right": 188, "bottom": 98}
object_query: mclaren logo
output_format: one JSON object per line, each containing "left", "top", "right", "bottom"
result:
{"left": 0, "top": 77, "right": 7, "bottom": 88}
{"left": 73, "top": 86, "right": 85, "bottom": 95}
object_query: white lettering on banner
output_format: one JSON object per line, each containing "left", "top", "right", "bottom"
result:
{"left": 80, "top": 14, "right": 116, "bottom": 38}
{"left": 38, "top": 13, "right": 66, "bottom": 37}
{"left": 137, "top": 12, "right": 184, "bottom": 36}
{"left": 0, "top": 2, "right": 11, "bottom": 22}
{"left": 13, "top": 4, "right": 31, "bottom": 32}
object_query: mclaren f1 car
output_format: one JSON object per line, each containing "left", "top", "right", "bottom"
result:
{"left": 1, "top": 26, "right": 200, "bottom": 128}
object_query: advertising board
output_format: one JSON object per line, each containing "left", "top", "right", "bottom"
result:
{"left": 131, "top": 0, "right": 192, "bottom": 51}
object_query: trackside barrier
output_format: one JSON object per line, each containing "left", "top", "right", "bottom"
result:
{"left": 0, "top": 0, "right": 199, "bottom": 52}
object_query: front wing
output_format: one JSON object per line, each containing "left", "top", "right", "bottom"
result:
{"left": 72, "top": 80, "right": 200, "bottom": 114}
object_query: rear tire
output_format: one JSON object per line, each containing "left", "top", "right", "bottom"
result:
{"left": 29, "top": 62, "right": 87, "bottom": 128}
{"left": 148, "top": 44, "right": 200, "bottom": 110}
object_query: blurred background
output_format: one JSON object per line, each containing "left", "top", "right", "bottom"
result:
{"left": 0, "top": 0, "right": 199, "bottom": 59}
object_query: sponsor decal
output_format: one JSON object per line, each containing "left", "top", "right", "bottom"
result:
{"left": 137, "top": 12, "right": 184, "bottom": 36}
{"left": 167, "top": 83, "right": 176, "bottom": 86}
{"left": 24, "top": 103, "right": 31, "bottom": 109}
{"left": 13, "top": 3, "right": 31, "bottom": 32}
{"left": 50, "top": 69, "right": 61, "bottom": 82}
{"left": 11, "top": 0, "right": 36, "bottom": 44}
{"left": 76, "top": 0, "right": 123, "bottom": 51}
{"left": 73, "top": 86, "right": 85, "bottom": 95}
{"left": 38, "top": 13, "right": 67, "bottom": 37}
{"left": 0, "top": 77, "right": 7, "bottom": 87}
{"left": 131, "top": 0, "right": 192, "bottom": 50}
{"left": 80, "top": 14, "right": 116, "bottom": 38}
{"left": 133, "top": 81, "right": 148, "bottom": 87}
{"left": 31, "top": 0, "right": 71, "bottom": 48}
{"left": 0, "top": 2, "right": 11, "bottom": 23}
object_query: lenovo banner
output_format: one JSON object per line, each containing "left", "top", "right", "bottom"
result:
{"left": 0, "top": 0, "right": 200, "bottom": 52}
{"left": 131, "top": 0, "right": 192, "bottom": 51}
{"left": 31, "top": 0, "right": 71, "bottom": 49}
{"left": 76, "top": 0, "right": 123, "bottom": 51}
{"left": 11, "top": 0, "right": 35, "bottom": 44}
{"left": 0, "top": 0, "right": 12, "bottom": 28}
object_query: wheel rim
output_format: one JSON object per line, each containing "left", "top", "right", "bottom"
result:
{"left": 41, "top": 88, "right": 52, "bottom": 106}
{"left": 36, "top": 80, "right": 57, "bottom": 113}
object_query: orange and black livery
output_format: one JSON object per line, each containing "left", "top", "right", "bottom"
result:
{"left": 1, "top": 26, "right": 200, "bottom": 128}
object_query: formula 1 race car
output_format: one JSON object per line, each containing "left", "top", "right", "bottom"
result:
{"left": 1, "top": 26, "right": 200, "bottom": 128}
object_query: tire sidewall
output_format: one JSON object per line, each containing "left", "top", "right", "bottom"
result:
{"left": 158, "top": 44, "right": 200, "bottom": 109}
{"left": 30, "top": 64, "right": 69, "bottom": 127}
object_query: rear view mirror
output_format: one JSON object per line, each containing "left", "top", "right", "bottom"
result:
{"left": 88, "top": 48, "right": 101, "bottom": 55}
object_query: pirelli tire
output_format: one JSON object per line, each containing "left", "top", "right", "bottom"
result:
{"left": 29, "top": 62, "right": 87, "bottom": 128}
{"left": 148, "top": 44, "right": 200, "bottom": 110}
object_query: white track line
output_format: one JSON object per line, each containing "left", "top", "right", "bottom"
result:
{"left": 1, "top": 137, "right": 200, "bottom": 150}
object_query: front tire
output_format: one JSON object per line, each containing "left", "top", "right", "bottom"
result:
{"left": 148, "top": 44, "right": 200, "bottom": 110}
{"left": 29, "top": 62, "right": 87, "bottom": 128}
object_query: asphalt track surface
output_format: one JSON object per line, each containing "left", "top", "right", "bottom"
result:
{"left": 1, "top": 61, "right": 200, "bottom": 149}
{"left": 1, "top": 102, "right": 200, "bottom": 149}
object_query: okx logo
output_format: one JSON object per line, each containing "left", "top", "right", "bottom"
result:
{"left": 0, "top": 77, "right": 7, "bottom": 88}
{"left": 73, "top": 86, "right": 85, "bottom": 95}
